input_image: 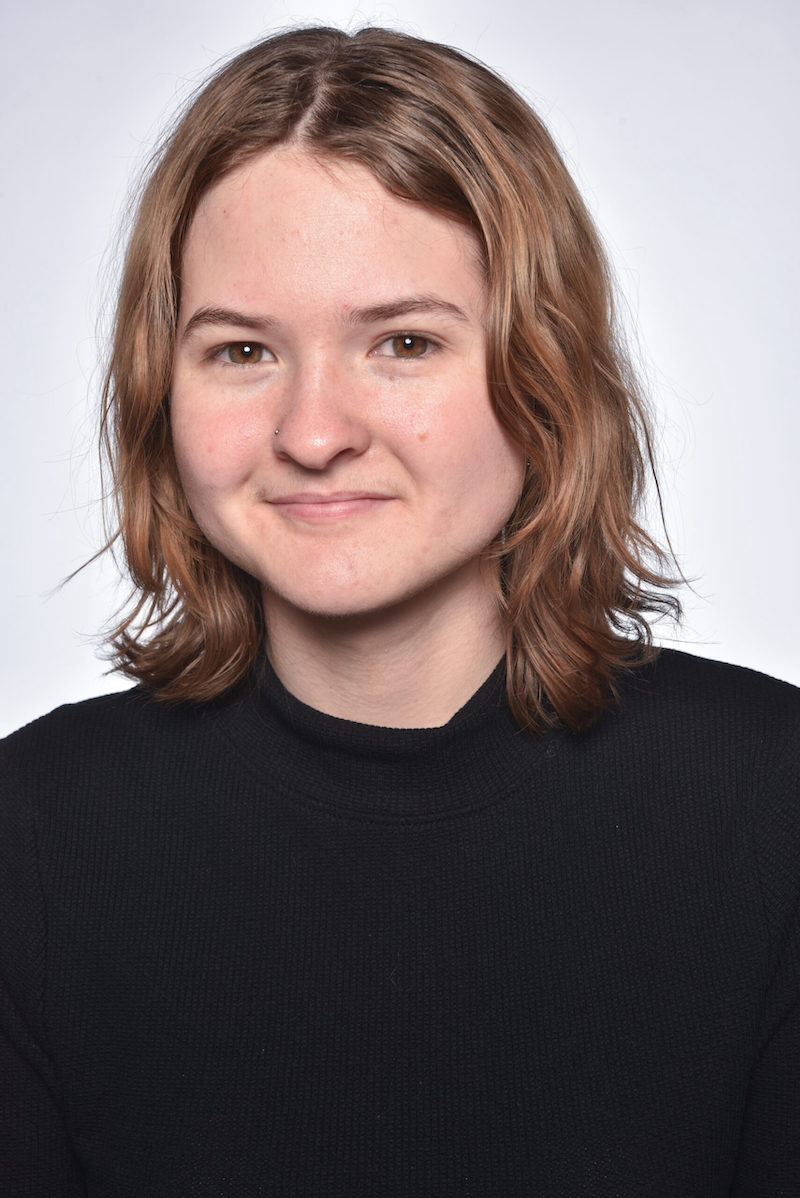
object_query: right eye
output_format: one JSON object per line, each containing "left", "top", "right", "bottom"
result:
{"left": 215, "top": 342, "right": 270, "bottom": 365}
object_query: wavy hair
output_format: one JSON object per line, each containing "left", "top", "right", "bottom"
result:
{"left": 101, "top": 25, "right": 680, "bottom": 731}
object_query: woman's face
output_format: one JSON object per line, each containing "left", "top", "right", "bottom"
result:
{"left": 170, "top": 148, "right": 524, "bottom": 629}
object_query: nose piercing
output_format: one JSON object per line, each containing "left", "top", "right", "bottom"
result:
{"left": 274, "top": 428, "right": 280, "bottom": 436}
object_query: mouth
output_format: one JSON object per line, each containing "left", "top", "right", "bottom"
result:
{"left": 267, "top": 492, "right": 393, "bottom": 520}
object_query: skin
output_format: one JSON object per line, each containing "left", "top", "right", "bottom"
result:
{"left": 170, "top": 148, "right": 525, "bottom": 727}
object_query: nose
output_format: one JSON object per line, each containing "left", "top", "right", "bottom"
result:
{"left": 272, "top": 360, "right": 371, "bottom": 471}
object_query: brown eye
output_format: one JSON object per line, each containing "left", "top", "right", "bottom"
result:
{"left": 225, "top": 342, "right": 265, "bottom": 364}
{"left": 390, "top": 335, "right": 430, "bottom": 359}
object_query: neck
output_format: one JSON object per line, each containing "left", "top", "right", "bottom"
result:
{"left": 263, "top": 564, "right": 505, "bottom": 728}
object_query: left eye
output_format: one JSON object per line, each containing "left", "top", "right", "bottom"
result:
{"left": 218, "top": 342, "right": 268, "bottom": 365}
{"left": 375, "top": 334, "right": 433, "bottom": 359}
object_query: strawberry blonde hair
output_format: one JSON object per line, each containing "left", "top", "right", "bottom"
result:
{"left": 102, "top": 26, "right": 680, "bottom": 731}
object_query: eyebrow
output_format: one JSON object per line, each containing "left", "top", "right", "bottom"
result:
{"left": 180, "top": 294, "right": 470, "bottom": 341}
{"left": 181, "top": 306, "right": 278, "bottom": 340}
{"left": 343, "top": 295, "right": 470, "bottom": 326}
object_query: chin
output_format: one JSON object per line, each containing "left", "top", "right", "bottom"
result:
{"left": 264, "top": 585, "right": 415, "bottom": 624}
{"left": 260, "top": 557, "right": 489, "bottom": 631}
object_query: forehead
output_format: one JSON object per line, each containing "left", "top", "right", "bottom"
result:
{"left": 180, "top": 148, "right": 485, "bottom": 319}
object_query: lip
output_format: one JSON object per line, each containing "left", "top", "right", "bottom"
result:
{"left": 267, "top": 491, "right": 393, "bottom": 519}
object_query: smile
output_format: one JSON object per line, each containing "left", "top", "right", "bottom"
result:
{"left": 267, "top": 492, "right": 393, "bottom": 520}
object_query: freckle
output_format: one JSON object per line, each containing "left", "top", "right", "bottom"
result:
{"left": 417, "top": 431, "right": 428, "bottom": 442}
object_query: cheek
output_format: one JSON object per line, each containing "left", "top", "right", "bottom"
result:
{"left": 432, "top": 397, "right": 524, "bottom": 501}
{"left": 171, "top": 400, "right": 264, "bottom": 497}
{"left": 408, "top": 413, "right": 524, "bottom": 549}
{"left": 469, "top": 436, "right": 526, "bottom": 523}
{"left": 459, "top": 415, "right": 525, "bottom": 529}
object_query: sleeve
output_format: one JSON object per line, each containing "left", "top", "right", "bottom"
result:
{"left": 731, "top": 718, "right": 800, "bottom": 1195}
{"left": 0, "top": 759, "right": 86, "bottom": 1196}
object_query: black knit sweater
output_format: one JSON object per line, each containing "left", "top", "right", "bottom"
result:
{"left": 1, "top": 649, "right": 799, "bottom": 1195}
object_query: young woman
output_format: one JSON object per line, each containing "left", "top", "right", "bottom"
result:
{"left": 2, "top": 27, "right": 798, "bottom": 1195}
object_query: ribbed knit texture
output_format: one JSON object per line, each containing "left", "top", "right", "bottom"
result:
{"left": 1, "top": 649, "right": 799, "bottom": 1196}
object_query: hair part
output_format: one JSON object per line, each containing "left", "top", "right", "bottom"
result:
{"left": 101, "top": 25, "right": 681, "bottom": 731}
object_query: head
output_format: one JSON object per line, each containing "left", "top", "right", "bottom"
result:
{"left": 104, "top": 25, "right": 678, "bottom": 730}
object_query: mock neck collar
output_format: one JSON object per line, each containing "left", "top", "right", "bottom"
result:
{"left": 214, "top": 658, "right": 557, "bottom": 821}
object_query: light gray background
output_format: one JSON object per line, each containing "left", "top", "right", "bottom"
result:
{"left": 1, "top": 0, "right": 797, "bottom": 736}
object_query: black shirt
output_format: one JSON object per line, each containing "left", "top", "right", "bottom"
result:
{"left": 1, "top": 650, "right": 799, "bottom": 1194}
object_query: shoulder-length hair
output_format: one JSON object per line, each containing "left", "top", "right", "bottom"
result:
{"left": 102, "top": 25, "right": 680, "bottom": 732}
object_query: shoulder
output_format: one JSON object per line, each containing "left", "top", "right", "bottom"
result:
{"left": 618, "top": 647, "right": 800, "bottom": 757}
{"left": 580, "top": 649, "right": 800, "bottom": 865}
{"left": 617, "top": 648, "right": 800, "bottom": 897}
{"left": 2, "top": 687, "right": 188, "bottom": 768}
{"left": 4, "top": 687, "right": 153, "bottom": 749}
{"left": 629, "top": 645, "right": 799, "bottom": 707}
{"left": 0, "top": 686, "right": 239, "bottom": 822}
